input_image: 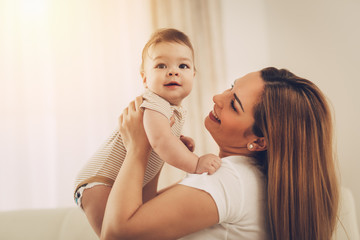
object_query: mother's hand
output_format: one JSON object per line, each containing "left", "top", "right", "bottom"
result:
{"left": 119, "top": 96, "right": 150, "bottom": 153}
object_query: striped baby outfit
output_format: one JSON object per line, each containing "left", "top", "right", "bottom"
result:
{"left": 74, "top": 89, "right": 186, "bottom": 193}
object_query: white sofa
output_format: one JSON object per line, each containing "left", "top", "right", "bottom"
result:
{"left": 0, "top": 207, "right": 98, "bottom": 240}
{"left": 0, "top": 188, "right": 359, "bottom": 240}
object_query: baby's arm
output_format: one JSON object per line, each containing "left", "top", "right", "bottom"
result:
{"left": 179, "top": 136, "right": 221, "bottom": 174}
{"left": 143, "top": 109, "right": 221, "bottom": 174}
{"left": 143, "top": 109, "right": 198, "bottom": 173}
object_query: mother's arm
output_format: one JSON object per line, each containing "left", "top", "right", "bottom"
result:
{"left": 100, "top": 97, "right": 219, "bottom": 240}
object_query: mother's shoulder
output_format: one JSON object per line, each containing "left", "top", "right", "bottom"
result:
{"left": 220, "top": 155, "right": 257, "bottom": 169}
{"left": 219, "top": 155, "right": 265, "bottom": 179}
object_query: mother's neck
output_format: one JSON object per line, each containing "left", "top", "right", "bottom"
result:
{"left": 219, "top": 147, "right": 253, "bottom": 159}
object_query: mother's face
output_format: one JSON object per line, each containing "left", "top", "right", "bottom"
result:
{"left": 205, "top": 71, "right": 265, "bottom": 157}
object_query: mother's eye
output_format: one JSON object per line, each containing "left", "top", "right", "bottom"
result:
{"left": 230, "top": 99, "right": 237, "bottom": 112}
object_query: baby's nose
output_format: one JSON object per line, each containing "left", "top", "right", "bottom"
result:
{"left": 168, "top": 69, "right": 179, "bottom": 76}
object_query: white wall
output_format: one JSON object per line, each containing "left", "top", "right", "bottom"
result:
{"left": 221, "top": 0, "right": 270, "bottom": 82}
{"left": 222, "top": 0, "right": 360, "bottom": 230}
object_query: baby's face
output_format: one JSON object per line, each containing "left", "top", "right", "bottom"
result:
{"left": 142, "top": 42, "right": 195, "bottom": 106}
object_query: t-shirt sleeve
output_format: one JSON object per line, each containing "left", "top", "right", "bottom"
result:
{"left": 141, "top": 90, "right": 173, "bottom": 120}
{"left": 179, "top": 164, "right": 245, "bottom": 223}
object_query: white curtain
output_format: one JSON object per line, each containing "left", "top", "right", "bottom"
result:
{"left": 0, "top": 0, "right": 225, "bottom": 210}
{"left": 150, "top": 0, "right": 226, "bottom": 188}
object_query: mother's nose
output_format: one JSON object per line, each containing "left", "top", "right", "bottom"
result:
{"left": 213, "top": 93, "right": 224, "bottom": 108}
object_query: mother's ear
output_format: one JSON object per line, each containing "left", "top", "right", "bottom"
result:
{"left": 248, "top": 137, "right": 267, "bottom": 152}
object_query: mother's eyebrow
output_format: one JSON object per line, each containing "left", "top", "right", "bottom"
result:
{"left": 234, "top": 93, "right": 245, "bottom": 112}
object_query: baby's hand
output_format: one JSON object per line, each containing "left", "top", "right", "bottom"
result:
{"left": 180, "top": 135, "right": 195, "bottom": 152}
{"left": 195, "top": 154, "right": 221, "bottom": 175}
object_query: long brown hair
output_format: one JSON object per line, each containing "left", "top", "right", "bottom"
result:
{"left": 253, "top": 67, "right": 339, "bottom": 239}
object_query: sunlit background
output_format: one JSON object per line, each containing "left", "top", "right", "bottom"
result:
{"left": 1, "top": 0, "right": 359, "bottom": 231}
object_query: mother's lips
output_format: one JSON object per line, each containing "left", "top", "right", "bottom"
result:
{"left": 209, "top": 110, "right": 221, "bottom": 123}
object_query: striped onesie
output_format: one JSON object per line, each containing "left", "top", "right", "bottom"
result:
{"left": 74, "top": 89, "right": 186, "bottom": 197}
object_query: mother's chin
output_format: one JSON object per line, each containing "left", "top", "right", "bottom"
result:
{"left": 204, "top": 115, "right": 213, "bottom": 132}
{"left": 204, "top": 116, "right": 220, "bottom": 145}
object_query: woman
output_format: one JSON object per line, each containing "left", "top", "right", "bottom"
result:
{"left": 100, "top": 67, "right": 339, "bottom": 240}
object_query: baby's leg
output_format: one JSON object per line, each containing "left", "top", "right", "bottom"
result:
{"left": 81, "top": 185, "right": 111, "bottom": 237}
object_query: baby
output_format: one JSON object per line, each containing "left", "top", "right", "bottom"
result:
{"left": 74, "top": 28, "right": 221, "bottom": 213}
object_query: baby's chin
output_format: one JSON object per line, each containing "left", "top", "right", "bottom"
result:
{"left": 168, "top": 98, "right": 183, "bottom": 106}
{"left": 148, "top": 88, "right": 189, "bottom": 106}
{"left": 162, "top": 94, "right": 185, "bottom": 106}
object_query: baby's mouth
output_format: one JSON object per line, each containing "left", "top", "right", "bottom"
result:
{"left": 164, "top": 81, "right": 181, "bottom": 87}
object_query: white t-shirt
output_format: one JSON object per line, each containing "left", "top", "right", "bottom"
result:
{"left": 178, "top": 155, "right": 269, "bottom": 240}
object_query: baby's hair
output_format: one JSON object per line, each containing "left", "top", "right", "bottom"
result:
{"left": 140, "top": 28, "right": 195, "bottom": 73}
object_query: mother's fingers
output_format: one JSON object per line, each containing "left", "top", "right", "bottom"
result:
{"left": 118, "top": 96, "right": 144, "bottom": 129}
{"left": 119, "top": 113, "right": 123, "bottom": 123}
{"left": 128, "top": 100, "right": 136, "bottom": 112}
{"left": 126, "top": 96, "right": 143, "bottom": 114}
{"left": 118, "top": 110, "right": 126, "bottom": 129}
{"left": 123, "top": 106, "right": 129, "bottom": 117}
{"left": 134, "top": 96, "right": 143, "bottom": 111}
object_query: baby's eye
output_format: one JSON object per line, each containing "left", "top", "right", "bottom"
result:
{"left": 156, "top": 64, "right": 166, "bottom": 69}
{"left": 230, "top": 99, "right": 237, "bottom": 112}
{"left": 231, "top": 84, "right": 234, "bottom": 90}
{"left": 179, "top": 64, "right": 189, "bottom": 69}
